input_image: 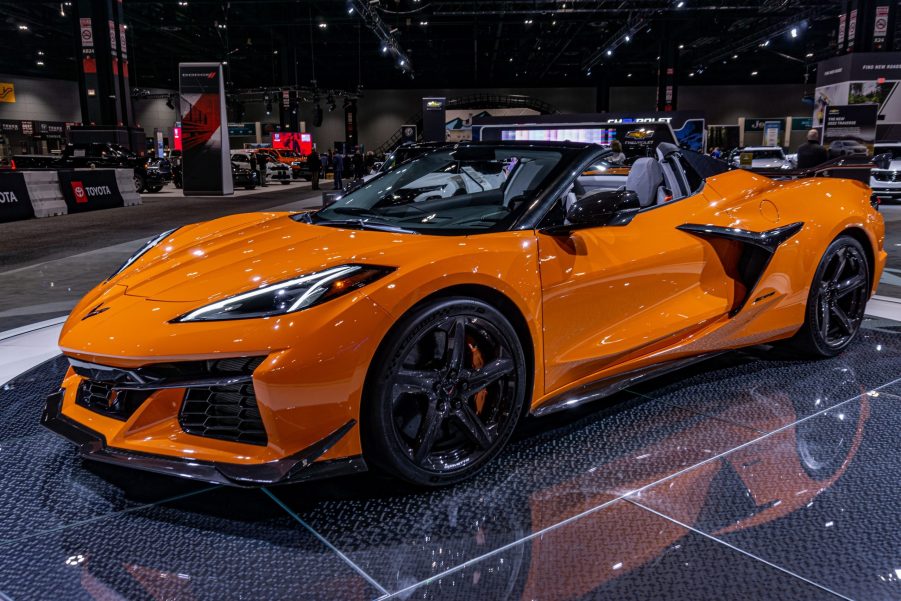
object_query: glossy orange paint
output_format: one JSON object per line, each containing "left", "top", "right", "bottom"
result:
{"left": 55, "top": 168, "right": 885, "bottom": 471}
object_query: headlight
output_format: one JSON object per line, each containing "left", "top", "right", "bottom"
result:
{"left": 107, "top": 228, "right": 177, "bottom": 280}
{"left": 174, "top": 264, "right": 393, "bottom": 322}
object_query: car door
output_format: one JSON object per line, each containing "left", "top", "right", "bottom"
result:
{"left": 537, "top": 171, "right": 736, "bottom": 395}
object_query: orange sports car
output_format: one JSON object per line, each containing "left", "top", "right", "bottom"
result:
{"left": 43, "top": 141, "right": 885, "bottom": 487}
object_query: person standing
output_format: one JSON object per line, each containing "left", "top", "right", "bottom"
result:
{"left": 248, "top": 152, "right": 258, "bottom": 187}
{"left": 353, "top": 150, "right": 365, "bottom": 180}
{"left": 258, "top": 152, "right": 268, "bottom": 187}
{"left": 308, "top": 149, "right": 321, "bottom": 190}
{"left": 608, "top": 140, "right": 626, "bottom": 164}
{"left": 333, "top": 151, "right": 344, "bottom": 190}
{"left": 796, "top": 129, "right": 829, "bottom": 169}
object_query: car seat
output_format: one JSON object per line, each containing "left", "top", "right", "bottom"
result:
{"left": 625, "top": 158, "right": 666, "bottom": 207}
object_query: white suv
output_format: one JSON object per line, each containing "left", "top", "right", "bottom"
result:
{"left": 229, "top": 150, "right": 292, "bottom": 185}
{"left": 870, "top": 143, "right": 901, "bottom": 204}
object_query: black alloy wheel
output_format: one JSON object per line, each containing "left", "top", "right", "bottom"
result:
{"left": 792, "top": 236, "right": 870, "bottom": 357}
{"left": 364, "top": 298, "right": 527, "bottom": 486}
{"left": 133, "top": 173, "right": 145, "bottom": 193}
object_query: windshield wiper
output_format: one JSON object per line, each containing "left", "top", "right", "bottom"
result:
{"left": 330, "top": 206, "right": 376, "bottom": 216}
{"left": 315, "top": 218, "right": 419, "bottom": 235}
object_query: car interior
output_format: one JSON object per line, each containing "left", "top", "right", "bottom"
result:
{"left": 563, "top": 142, "right": 702, "bottom": 215}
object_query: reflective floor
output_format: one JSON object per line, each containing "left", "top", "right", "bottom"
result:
{"left": 0, "top": 316, "right": 899, "bottom": 600}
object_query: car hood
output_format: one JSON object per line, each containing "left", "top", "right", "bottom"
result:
{"left": 117, "top": 212, "right": 432, "bottom": 303}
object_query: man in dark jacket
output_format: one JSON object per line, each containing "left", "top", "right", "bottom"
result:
{"left": 796, "top": 128, "right": 829, "bottom": 169}
{"left": 353, "top": 151, "right": 365, "bottom": 180}
{"left": 333, "top": 151, "right": 344, "bottom": 190}
{"left": 308, "top": 150, "right": 321, "bottom": 190}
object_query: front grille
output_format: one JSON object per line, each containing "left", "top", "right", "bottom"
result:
{"left": 873, "top": 170, "right": 899, "bottom": 182}
{"left": 180, "top": 381, "right": 267, "bottom": 446}
{"left": 75, "top": 380, "right": 152, "bottom": 421}
{"left": 178, "top": 356, "right": 267, "bottom": 446}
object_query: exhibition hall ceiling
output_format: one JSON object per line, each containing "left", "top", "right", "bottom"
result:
{"left": 2, "top": 1, "right": 843, "bottom": 92}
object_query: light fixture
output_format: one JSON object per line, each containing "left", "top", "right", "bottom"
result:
{"left": 318, "top": 22, "right": 327, "bottom": 29}
{"left": 689, "top": 72, "right": 695, "bottom": 77}
{"left": 751, "top": 70, "right": 758, "bottom": 76}
{"left": 805, "top": 52, "right": 814, "bottom": 58}
{"left": 18, "top": 24, "right": 28, "bottom": 31}
{"left": 36, "top": 60, "right": 44, "bottom": 66}
{"left": 760, "top": 39, "right": 770, "bottom": 47}
{"left": 273, "top": 49, "right": 278, "bottom": 54}
{"left": 399, "top": 59, "right": 406, "bottom": 67}
{"left": 552, "top": 20, "right": 557, "bottom": 26}
{"left": 606, "top": 49, "right": 612, "bottom": 56}
{"left": 732, "top": 54, "right": 738, "bottom": 59}
{"left": 678, "top": 44, "right": 684, "bottom": 49}
{"left": 419, "top": 20, "right": 428, "bottom": 26}
{"left": 509, "top": 57, "right": 513, "bottom": 62}
{"left": 676, "top": 0, "right": 685, "bottom": 7}
{"left": 790, "top": 27, "right": 798, "bottom": 38}
{"left": 524, "top": 19, "right": 533, "bottom": 25}
{"left": 624, "top": 35, "right": 630, "bottom": 42}
{"left": 37, "top": 50, "right": 44, "bottom": 56}
{"left": 627, "top": 73, "right": 632, "bottom": 77}
{"left": 381, "top": 43, "right": 388, "bottom": 54}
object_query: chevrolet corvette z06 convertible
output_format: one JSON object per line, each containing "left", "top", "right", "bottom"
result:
{"left": 43, "top": 141, "right": 886, "bottom": 487}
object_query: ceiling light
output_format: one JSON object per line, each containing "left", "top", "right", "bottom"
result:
{"left": 676, "top": 1, "right": 685, "bottom": 7}
{"left": 36, "top": 60, "right": 44, "bottom": 66}
{"left": 348, "top": 7, "right": 354, "bottom": 14}
{"left": 381, "top": 43, "right": 388, "bottom": 54}
{"left": 318, "top": 22, "right": 327, "bottom": 29}
{"left": 806, "top": 52, "right": 814, "bottom": 58}
{"left": 18, "top": 25, "right": 28, "bottom": 31}
{"left": 524, "top": 19, "right": 533, "bottom": 25}
{"left": 689, "top": 72, "right": 695, "bottom": 77}
{"left": 273, "top": 49, "right": 278, "bottom": 54}
{"left": 606, "top": 49, "right": 612, "bottom": 56}
{"left": 751, "top": 70, "right": 758, "bottom": 76}
{"left": 552, "top": 20, "right": 557, "bottom": 26}
{"left": 509, "top": 57, "right": 513, "bottom": 62}
{"left": 627, "top": 73, "right": 632, "bottom": 77}
{"left": 678, "top": 44, "right": 684, "bottom": 49}
{"left": 37, "top": 50, "right": 44, "bottom": 56}
{"left": 761, "top": 39, "right": 770, "bottom": 47}
{"left": 419, "top": 20, "right": 428, "bottom": 26}
{"left": 732, "top": 54, "right": 738, "bottom": 59}
{"left": 790, "top": 27, "right": 798, "bottom": 38}
{"left": 625, "top": 35, "right": 631, "bottom": 42}
{"left": 399, "top": 59, "right": 406, "bottom": 67}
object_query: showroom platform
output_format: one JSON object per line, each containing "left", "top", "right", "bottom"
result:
{"left": 0, "top": 313, "right": 898, "bottom": 600}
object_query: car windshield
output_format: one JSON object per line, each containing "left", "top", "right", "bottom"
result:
{"left": 306, "top": 146, "right": 579, "bottom": 234}
{"left": 379, "top": 146, "right": 441, "bottom": 173}
{"left": 750, "top": 149, "right": 785, "bottom": 160}
{"left": 874, "top": 146, "right": 901, "bottom": 160}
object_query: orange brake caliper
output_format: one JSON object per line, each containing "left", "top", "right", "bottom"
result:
{"left": 466, "top": 336, "right": 487, "bottom": 414}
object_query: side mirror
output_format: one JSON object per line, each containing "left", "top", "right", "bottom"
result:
{"left": 542, "top": 189, "right": 640, "bottom": 235}
{"left": 873, "top": 152, "right": 892, "bottom": 171}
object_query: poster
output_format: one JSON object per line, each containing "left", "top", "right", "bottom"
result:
{"left": 822, "top": 104, "right": 877, "bottom": 149}
{"left": 874, "top": 5, "right": 889, "bottom": 43}
{"left": 0, "top": 82, "right": 15, "bottom": 103}
{"left": 0, "top": 172, "right": 34, "bottom": 223}
{"left": 57, "top": 170, "right": 124, "bottom": 213}
{"left": 763, "top": 121, "right": 781, "bottom": 146}
{"left": 178, "top": 63, "right": 232, "bottom": 195}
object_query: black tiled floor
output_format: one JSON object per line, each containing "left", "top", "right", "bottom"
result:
{"left": 0, "top": 488, "right": 383, "bottom": 601}
{"left": 387, "top": 500, "right": 841, "bottom": 601}
{"left": 629, "top": 319, "right": 901, "bottom": 434}
{"left": 270, "top": 396, "right": 758, "bottom": 593}
{"left": 1, "top": 319, "right": 899, "bottom": 600}
{"left": 629, "top": 392, "right": 901, "bottom": 601}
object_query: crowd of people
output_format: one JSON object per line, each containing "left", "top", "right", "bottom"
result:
{"left": 306, "top": 148, "right": 381, "bottom": 191}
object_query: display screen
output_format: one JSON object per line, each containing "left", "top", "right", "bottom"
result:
{"left": 500, "top": 127, "right": 619, "bottom": 144}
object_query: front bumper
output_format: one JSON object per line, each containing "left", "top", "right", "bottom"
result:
{"left": 42, "top": 389, "right": 366, "bottom": 486}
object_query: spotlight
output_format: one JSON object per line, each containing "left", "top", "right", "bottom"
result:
{"left": 381, "top": 43, "right": 388, "bottom": 54}
{"left": 625, "top": 35, "right": 630, "bottom": 42}
{"left": 419, "top": 20, "right": 428, "bottom": 26}
{"left": 751, "top": 70, "right": 758, "bottom": 76}
{"left": 399, "top": 59, "right": 406, "bottom": 67}
{"left": 760, "top": 39, "right": 770, "bottom": 47}
{"left": 18, "top": 24, "right": 29, "bottom": 31}
{"left": 606, "top": 49, "right": 612, "bottom": 56}
{"left": 790, "top": 27, "right": 798, "bottom": 38}
{"left": 678, "top": 44, "right": 684, "bottom": 49}
{"left": 524, "top": 19, "right": 533, "bottom": 25}
{"left": 36, "top": 60, "right": 44, "bottom": 66}
{"left": 318, "top": 22, "right": 327, "bottom": 29}
{"left": 805, "top": 52, "right": 814, "bottom": 58}
{"left": 627, "top": 73, "right": 632, "bottom": 77}
{"left": 732, "top": 54, "right": 738, "bottom": 59}
{"left": 676, "top": 1, "right": 685, "bottom": 7}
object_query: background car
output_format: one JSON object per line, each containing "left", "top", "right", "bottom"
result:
{"left": 869, "top": 142, "right": 901, "bottom": 204}
{"left": 230, "top": 150, "right": 291, "bottom": 184}
{"left": 730, "top": 146, "right": 793, "bottom": 170}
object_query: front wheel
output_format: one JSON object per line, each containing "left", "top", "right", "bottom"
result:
{"left": 133, "top": 173, "right": 145, "bottom": 193}
{"left": 791, "top": 235, "right": 870, "bottom": 357}
{"left": 146, "top": 185, "right": 163, "bottom": 193}
{"left": 363, "top": 298, "right": 528, "bottom": 486}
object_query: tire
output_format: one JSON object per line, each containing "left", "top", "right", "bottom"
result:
{"left": 133, "top": 173, "right": 145, "bottom": 193}
{"left": 362, "top": 297, "right": 528, "bottom": 486}
{"left": 146, "top": 185, "right": 163, "bottom": 193}
{"left": 790, "top": 235, "right": 870, "bottom": 357}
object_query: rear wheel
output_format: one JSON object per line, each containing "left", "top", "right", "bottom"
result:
{"left": 363, "top": 298, "right": 527, "bottom": 486}
{"left": 145, "top": 185, "right": 163, "bottom": 193}
{"left": 791, "top": 236, "right": 870, "bottom": 357}
{"left": 133, "top": 173, "right": 145, "bottom": 193}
